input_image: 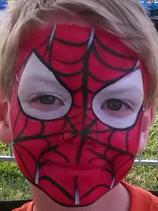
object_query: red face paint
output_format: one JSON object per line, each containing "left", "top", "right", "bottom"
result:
{"left": 10, "top": 24, "right": 146, "bottom": 206}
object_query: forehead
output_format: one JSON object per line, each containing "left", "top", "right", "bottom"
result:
{"left": 17, "top": 24, "right": 139, "bottom": 82}
{"left": 18, "top": 23, "right": 138, "bottom": 60}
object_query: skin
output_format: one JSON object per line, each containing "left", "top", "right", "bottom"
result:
{"left": 31, "top": 183, "right": 130, "bottom": 211}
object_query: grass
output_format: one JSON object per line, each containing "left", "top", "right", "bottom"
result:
{"left": 126, "top": 114, "right": 158, "bottom": 191}
{"left": 0, "top": 161, "right": 31, "bottom": 200}
{"left": 0, "top": 115, "right": 157, "bottom": 200}
{"left": 126, "top": 165, "right": 158, "bottom": 190}
{"left": 126, "top": 113, "right": 158, "bottom": 190}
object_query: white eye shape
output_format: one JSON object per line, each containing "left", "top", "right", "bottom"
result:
{"left": 92, "top": 70, "right": 144, "bottom": 129}
{"left": 18, "top": 52, "right": 72, "bottom": 120}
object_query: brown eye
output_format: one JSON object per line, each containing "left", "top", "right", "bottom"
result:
{"left": 101, "top": 99, "right": 125, "bottom": 111}
{"left": 39, "top": 95, "right": 56, "bottom": 104}
{"left": 107, "top": 99, "right": 122, "bottom": 110}
{"left": 29, "top": 94, "right": 64, "bottom": 106}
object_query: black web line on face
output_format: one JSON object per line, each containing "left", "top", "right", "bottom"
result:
{"left": 48, "top": 25, "right": 89, "bottom": 67}
{"left": 54, "top": 36, "right": 89, "bottom": 47}
{"left": 94, "top": 35, "right": 136, "bottom": 60}
{"left": 88, "top": 148, "right": 112, "bottom": 164}
{"left": 55, "top": 69, "right": 83, "bottom": 77}
{"left": 103, "top": 130, "right": 134, "bottom": 181}
{"left": 87, "top": 129, "right": 134, "bottom": 188}
{"left": 40, "top": 175, "right": 74, "bottom": 201}
{"left": 87, "top": 63, "right": 140, "bottom": 89}
{"left": 38, "top": 144, "right": 70, "bottom": 165}
{"left": 64, "top": 116, "right": 79, "bottom": 135}
{"left": 33, "top": 49, "right": 84, "bottom": 78}
{"left": 112, "top": 153, "right": 134, "bottom": 168}
{"left": 108, "top": 130, "right": 134, "bottom": 162}
{"left": 13, "top": 113, "right": 29, "bottom": 143}
{"left": 125, "top": 130, "right": 130, "bottom": 152}
{"left": 15, "top": 26, "right": 141, "bottom": 203}
{"left": 52, "top": 54, "right": 86, "bottom": 65}
{"left": 88, "top": 134, "right": 114, "bottom": 177}
{"left": 14, "top": 144, "right": 36, "bottom": 180}
{"left": 92, "top": 44, "right": 138, "bottom": 72}
{"left": 14, "top": 92, "right": 70, "bottom": 143}
{"left": 14, "top": 124, "right": 71, "bottom": 144}
{"left": 88, "top": 70, "right": 127, "bottom": 85}
{"left": 14, "top": 115, "right": 78, "bottom": 165}
{"left": 104, "top": 131, "right": 114, "bottom": 156}
{"left": 14, "top": 112, "right": 45, "bottom": 144}
{"left": 73, "top": 29, "right": 96, "bottom": 165}
{"left": 87, "top": 135, "right": 134, "bottom": 161}
{"left": 112, "top": 140, "right": 134, "bottom": 165}
{"left": 37, "top": 33, "right": 53, "bottom": 58}
{"left": 87, "top": 59, "right": 139, "bottom": 87}
{"left": 65, "top": 113, "right": 82, "bottom": 122}
{"left": 80, "top": 183, "right": 110, "bottom": 199}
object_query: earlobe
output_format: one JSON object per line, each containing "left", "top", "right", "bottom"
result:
{"left": 0, "top": 95, "right": 12, "bottom": 143}
{"left": 138, "top": 106, "right": 155, "bottom": 152}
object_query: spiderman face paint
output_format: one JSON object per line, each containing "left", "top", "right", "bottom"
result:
{"left": 10, "top": 24, "right": 146, "bottom": 206}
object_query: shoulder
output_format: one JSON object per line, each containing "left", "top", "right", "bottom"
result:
{"left": 12, "top": 201, "right": 34, "bottom": 211}
{"left": 122, "top": 181, "right": 158, "bottom": 211}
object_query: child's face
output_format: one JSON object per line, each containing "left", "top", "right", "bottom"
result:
{"left": 9, "top": 24, "right": 147, "bottom": 206}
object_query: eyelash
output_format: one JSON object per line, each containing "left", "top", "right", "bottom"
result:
{"left": 101, "top": 98, "right": 132, "bottom": 111}
{"left": 29, "top": 94, "right": 64, "bottom": 105}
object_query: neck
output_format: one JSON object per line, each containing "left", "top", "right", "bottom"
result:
{"left": 31, "top": 183, "right": 130, "bottom": 211}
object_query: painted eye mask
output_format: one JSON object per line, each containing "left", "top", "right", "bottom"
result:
{"left": 10, "top": 24, "right": 147, "bottom": 206}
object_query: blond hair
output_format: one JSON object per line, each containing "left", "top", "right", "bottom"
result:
{"left": 0, "top": 0, "right": 158, "bottom": 107}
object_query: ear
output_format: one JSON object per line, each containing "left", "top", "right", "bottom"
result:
{"left": 138, "top": 105, "right": 155, "bottom": 152}
{"left": 0, "top": 94, "right": 12, "bottom": 143}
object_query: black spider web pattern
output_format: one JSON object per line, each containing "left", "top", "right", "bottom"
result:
{"left": 13, "top": 26, "right": 141, "bottom": 205}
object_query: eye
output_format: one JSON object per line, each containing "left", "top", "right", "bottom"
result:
{"left": 20, "top": 91, "right": 71, "bottom": 120}
{"left": 30, "top": 94, "right": 64, "bottom": 105}
{"left": 92, "top": 70, "right": 144, "bottom": 129}
{"left": 26, "top": 92, "right": 67, "bottom": 117}
{"left": 18, "top": 53, "right": 72, "bottom": 120}
{"left": 28, "top": 94, "right": 65, "bottom": 111}
{"left": 101, "top": 99, "right": 131, "bottom": 111}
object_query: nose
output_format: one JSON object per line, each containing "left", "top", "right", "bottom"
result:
{"left": 74, "top": 119, "right": 97, "bottom": 137}
{"left": 80, "top": 127, "right": 90, "bottom": 136}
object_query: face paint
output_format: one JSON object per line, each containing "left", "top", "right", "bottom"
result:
{"left": 10, "top": 24, "right": 146, "bottom": 206}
